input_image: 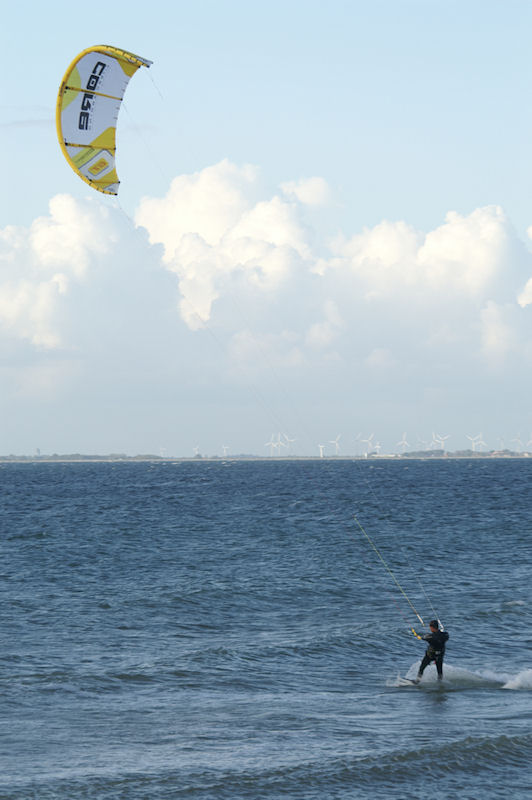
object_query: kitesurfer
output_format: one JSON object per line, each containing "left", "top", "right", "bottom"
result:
{"left": 415, "top": 620, "right": 449, "bottom": 682}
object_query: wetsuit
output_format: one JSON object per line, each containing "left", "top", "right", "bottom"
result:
{"left": 418, "top": 629, "right": 449, "bottom": 680}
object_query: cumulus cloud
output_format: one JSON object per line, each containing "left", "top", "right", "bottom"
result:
{"left": 518, "top": 281, "right": 532, "bottom": 307}
{"left": 3, "top": 159, "right": 532, "bottom": 453}
{"left": 3, "top": 163, "right": 532, "bottom": 368}
{"left": 136, "top": 160, "right": 257, "bottom": 258}
{"left": 0, "top": 279, "right": 64, "bottom": 348}
{"left": 4, "top": 161, "right": 530, "bottom": 375}
{"left": 136, "top": 160, "right": 314, "bottom": 328}
{"left": 305, "top": 203, "right": 532, "bottom": 376}
{"left": 418, "top": 206, "right": 511, "bottom": 296}
{"left": 323, "top": 220, "right": 422, "bottom": 286}
{"left": 322, "top": 206, "right": 519, "bottom": 300}
{"left": 280, "top": 176, "right": 332, "bottom": 206}
{"left": 30, "top": 194, "right": 113, "bottom": 278}
{"left": 0, "top": 195, "right": 115, "bottom": 348}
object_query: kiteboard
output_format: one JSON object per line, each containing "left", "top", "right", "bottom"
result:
{"left": 396, "top": 676, "right": 419, "bottom": 687}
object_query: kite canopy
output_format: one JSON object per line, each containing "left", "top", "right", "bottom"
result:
{"left": 56, "top": 45, "right": 152, "bottom": 195}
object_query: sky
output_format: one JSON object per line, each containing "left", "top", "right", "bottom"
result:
{"left": 2, "top": 0, "right": 532, "bottom": 457}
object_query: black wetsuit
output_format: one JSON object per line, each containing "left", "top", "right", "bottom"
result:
{"left": 418, "top": 629, "right": 449, "bottom": 680}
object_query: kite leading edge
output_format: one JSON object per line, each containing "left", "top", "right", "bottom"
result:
{"left": 56, "top": 45, "right": 152, "bottom": 195}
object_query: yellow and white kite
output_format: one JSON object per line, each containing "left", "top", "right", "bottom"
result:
{"left": 56, "top": 45, "right": 152, "bottom": 195}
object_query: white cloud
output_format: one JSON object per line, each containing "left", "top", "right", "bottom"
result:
{"left": 136, "top": 161, "right": 314, "bottom": 328}
{"left": 0, "top": 279, "right": 66, "bottom": 348}
{"left": 3, "top": 167, "right": 532, "bottom": 373}
{"left": 308, "top": 202, "right": 532, "bottom": 373}
{"left": 0, "top": 195, "right": 119, "bottom": 349}
{"left": 280, "top": 176, "right": 332, "bottom": 206}
{"left": 0, "top": 194, "right": 166, "bottom": 351}
{"left": 518, "top": 277, "right": 532, "bottom": 308}
{"left": 322, "top": 205, "right": 518, "bottom": 301}
{"left": 325, "top": 220, "right": 422, "bottom": 286}
{"left": 30, "top": 194, "right": 112, "bottom": 278}
{"left": 2, "top": 160, "right": 532, "bottom": 454}
{"left": 418, "top": 206, "right": 510, "bottom": 295}
{"left": 136, "top": 159, "right": 258, "bottom": 259}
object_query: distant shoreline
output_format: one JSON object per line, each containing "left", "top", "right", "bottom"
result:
{"left": 1, "top": 451, "right": 531, "bottom": 463}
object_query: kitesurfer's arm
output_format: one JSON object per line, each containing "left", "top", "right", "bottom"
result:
{"left": 422, "top": 630, "right": 449, "bottom": 646}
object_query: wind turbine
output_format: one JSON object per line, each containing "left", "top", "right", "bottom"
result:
{"left": 430, "top": 432, "right": 442, "bottom": 450}
{"left": 354, "top": 432, "right": 362, "bottom": 455}
{"left": 396, "top": 432, "right": 410, "bottom": 454}
{"left": 265, "top": 435, "right": 276, "bottom": 457}
{"left": 283, "top": 433, "right": 296, "bottom": 456}
{"left": 318, "top": 444, "right": 325, "bottom": 458}
{"left": 466, "top": 434, "right": 478, "bottom": 451}
{"left": 222, "top": 445, "right": 229, "bottom": 457}
{"left": 511, "top": 434, "right": 523, "bottom": 453}
{"left": 361, "top": 433, "right": 374, "bottom": 457}
{"left": 476, "top": 434, "right": 487, "bottom": 451}
{"left": 193, "top": 446, "right": 200, "bottom": 457}
{"left": 434, "top": 432, "right": 450, "bottom": 452}
{"left": 329, "top": 434, "right": 341, "bottom": 456}
{"left": 275, "top": 432, "right": 288, "bottom": 456}
{"left": 466, "top": 433, "right": 485, "bottom": 452}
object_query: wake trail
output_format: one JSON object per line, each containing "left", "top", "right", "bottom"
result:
{"left": 388, "top": 663, "right": 532, "bottom": 690}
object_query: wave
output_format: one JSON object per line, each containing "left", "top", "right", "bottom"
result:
{"left": 501, "top": 668, "right": 532, "bottom": 690}
{"left": 387, "top": 662, "right": 532, "bottom": 690}
{"left": 11, "top": 731, "right": 531, "bottom": 800}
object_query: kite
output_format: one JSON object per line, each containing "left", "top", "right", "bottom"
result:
{"left": 56, "top": 45, "right": 152, "bottom": 195}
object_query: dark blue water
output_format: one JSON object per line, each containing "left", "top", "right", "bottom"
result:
{"left": 1, "top": 459, "right": 530, "bottom": 799}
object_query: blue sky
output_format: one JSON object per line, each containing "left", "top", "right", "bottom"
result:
{"left": 2, "top": 0, "right": 532, "bottom": 456}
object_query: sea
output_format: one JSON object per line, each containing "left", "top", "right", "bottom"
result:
{"left": 1, "top": 458, "right": 530, "bottom": 799}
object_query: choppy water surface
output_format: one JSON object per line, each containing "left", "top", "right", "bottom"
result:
{"left": 1, "top": 459, "right": 530, "bottom": 799}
